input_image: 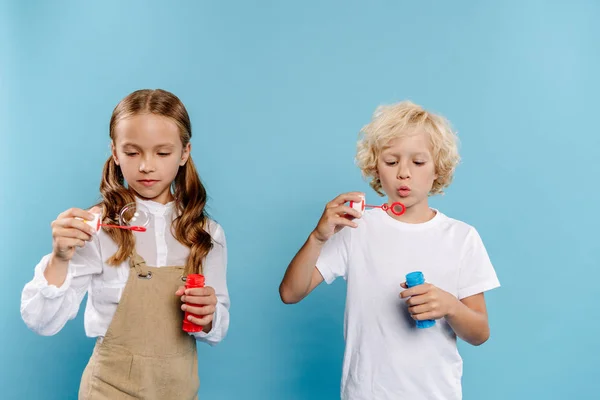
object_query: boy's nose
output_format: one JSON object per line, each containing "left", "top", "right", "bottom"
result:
{"left": 397, "top": 165, "right": 410, "bottom": 179}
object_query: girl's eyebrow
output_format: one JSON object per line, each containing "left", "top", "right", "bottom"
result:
{"left": 155, "top": 143, "right": 176, "bottom": 149}
{"left": 120, "top": 142, "right": 176, "bottom": 149}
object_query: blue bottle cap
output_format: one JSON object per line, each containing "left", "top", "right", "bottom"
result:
{"left": 406, "top": 271, "right": 425, "bottom": 287}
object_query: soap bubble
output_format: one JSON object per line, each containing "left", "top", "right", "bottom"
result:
{"left": 119, "top": 203, "right": 150, "bottom": 228}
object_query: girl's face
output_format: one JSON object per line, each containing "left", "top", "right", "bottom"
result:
{"left": 111, "top": 113, "right": 190, "bottom": 204}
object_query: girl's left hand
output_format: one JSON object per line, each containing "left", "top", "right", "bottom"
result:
{"left": 400, "top": 282, "right": 459, "bottom": 321}
{"left": 176, "top": 286, "right": 218, "bottom": 329}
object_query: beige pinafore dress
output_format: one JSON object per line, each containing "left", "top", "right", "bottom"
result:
{"left": 78, "top": 250, "right": 200, "bottom": 399}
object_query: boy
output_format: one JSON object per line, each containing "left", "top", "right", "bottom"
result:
{"left": 279, "top": 101, "right": 500, "bottom": 400}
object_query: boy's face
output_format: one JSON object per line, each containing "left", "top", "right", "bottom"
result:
{"left": 376, "top": 131, "right": 438, "bottom": 216}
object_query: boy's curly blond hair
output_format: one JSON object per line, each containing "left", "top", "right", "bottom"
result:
{"left": 356, "top": 101, "right": 460, "bottom": 196}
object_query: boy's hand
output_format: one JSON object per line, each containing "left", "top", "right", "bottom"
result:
{"left": 176, "top": 286, "right": 218, "bottom": 329}
{"left": 400, "top": 282, "right": 460, "bottom": 321}
{"left": 312, "top": 192, "right": 364, "bottom": 243}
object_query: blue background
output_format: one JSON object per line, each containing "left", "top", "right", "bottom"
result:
{"left": 2, "top": 1, "right": 599, "bottom": 399}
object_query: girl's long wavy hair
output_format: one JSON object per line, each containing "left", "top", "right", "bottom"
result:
{"left": 99, "top": 89, "right": 212, "bottom": 275}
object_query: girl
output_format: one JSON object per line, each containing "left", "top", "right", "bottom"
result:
{"left": 20, "top": 89, "right": 230, "bottom": 399}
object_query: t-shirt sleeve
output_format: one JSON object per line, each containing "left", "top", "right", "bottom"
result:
{"left": 315, "top": 226, "right": 351, "bottom": 284}
{"left": 457, "top": 227, "right": 500, "bottom": 299}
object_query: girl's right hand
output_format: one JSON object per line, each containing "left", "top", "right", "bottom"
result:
{"left": 312, "top": 192, "right": 364, "bottom": 244}
{"left": 51, "top": 207, "right": 100, "bottom": 262}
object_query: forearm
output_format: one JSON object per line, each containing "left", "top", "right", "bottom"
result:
{"left": 279, "top": 232, "right": 324, "bottom": 304}
{"left": 21, "top": 255, "right": 89, "bottom": 336}
{"left": 446, "top": 299, "right": 490, "bottom": 346}
{"left": 43, "top": 254, "right": 70, "bottom": 288}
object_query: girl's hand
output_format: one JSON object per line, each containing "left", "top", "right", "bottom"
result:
{"left": 176, "top": 286, "right": 218, "bottom": 328}
{"left": 51, "top": 207, "right": 100, "bottom": 262}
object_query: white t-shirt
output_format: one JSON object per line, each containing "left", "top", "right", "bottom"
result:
{"left": 316, "top": 208, "right": 500, "bottom": 400}
{"left": 20, "top": 198, "right": 230, "bottom": 346}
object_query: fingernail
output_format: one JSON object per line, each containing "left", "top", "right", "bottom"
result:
{"left": 181, "top": 304, "right": 186, "bottom": 311}
{"left": 187, "top": 316, "right": 193, "bottom": 321}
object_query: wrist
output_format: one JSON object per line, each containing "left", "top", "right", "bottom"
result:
{"left": 48, "top": 253, "right": 69, "bottom": 271}
{"left": 45, "top": 254, "right": 70, "bottom": 287}
{"left": 445, "top": 296, "right": 462, "bottom": 319}
{"left": 202, "top": 321, "right": 213, "bottom": 333}
{"left": 309, "top": 231, "right": 327, "bottom": 246}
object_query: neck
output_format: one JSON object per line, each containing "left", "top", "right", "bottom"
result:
{"left": 387, "top": 201, "right": 435, "bottom": 224}
{"left": 132, "top": 189, "right": 174, "bottom": 205}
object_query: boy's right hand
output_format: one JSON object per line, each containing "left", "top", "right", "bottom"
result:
{"left": 312, "top": 192, "right": 364, "bottom": 244}
{"left": 51, "top": 207, "right": 100, "bottom": 262}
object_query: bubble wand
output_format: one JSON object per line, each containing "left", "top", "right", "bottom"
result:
{"left": 80, "top": 203, "right": 150, "bottom": 233}
{"left": 349, "top": 196, "right": 406, "bottom": 216}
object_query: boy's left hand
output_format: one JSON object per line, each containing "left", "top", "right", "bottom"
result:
{"left": 176, "top": 286, "right": 218, "bottom": 330}
{"left": 400, "top": 282, "right": 459, "bottom": 321}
